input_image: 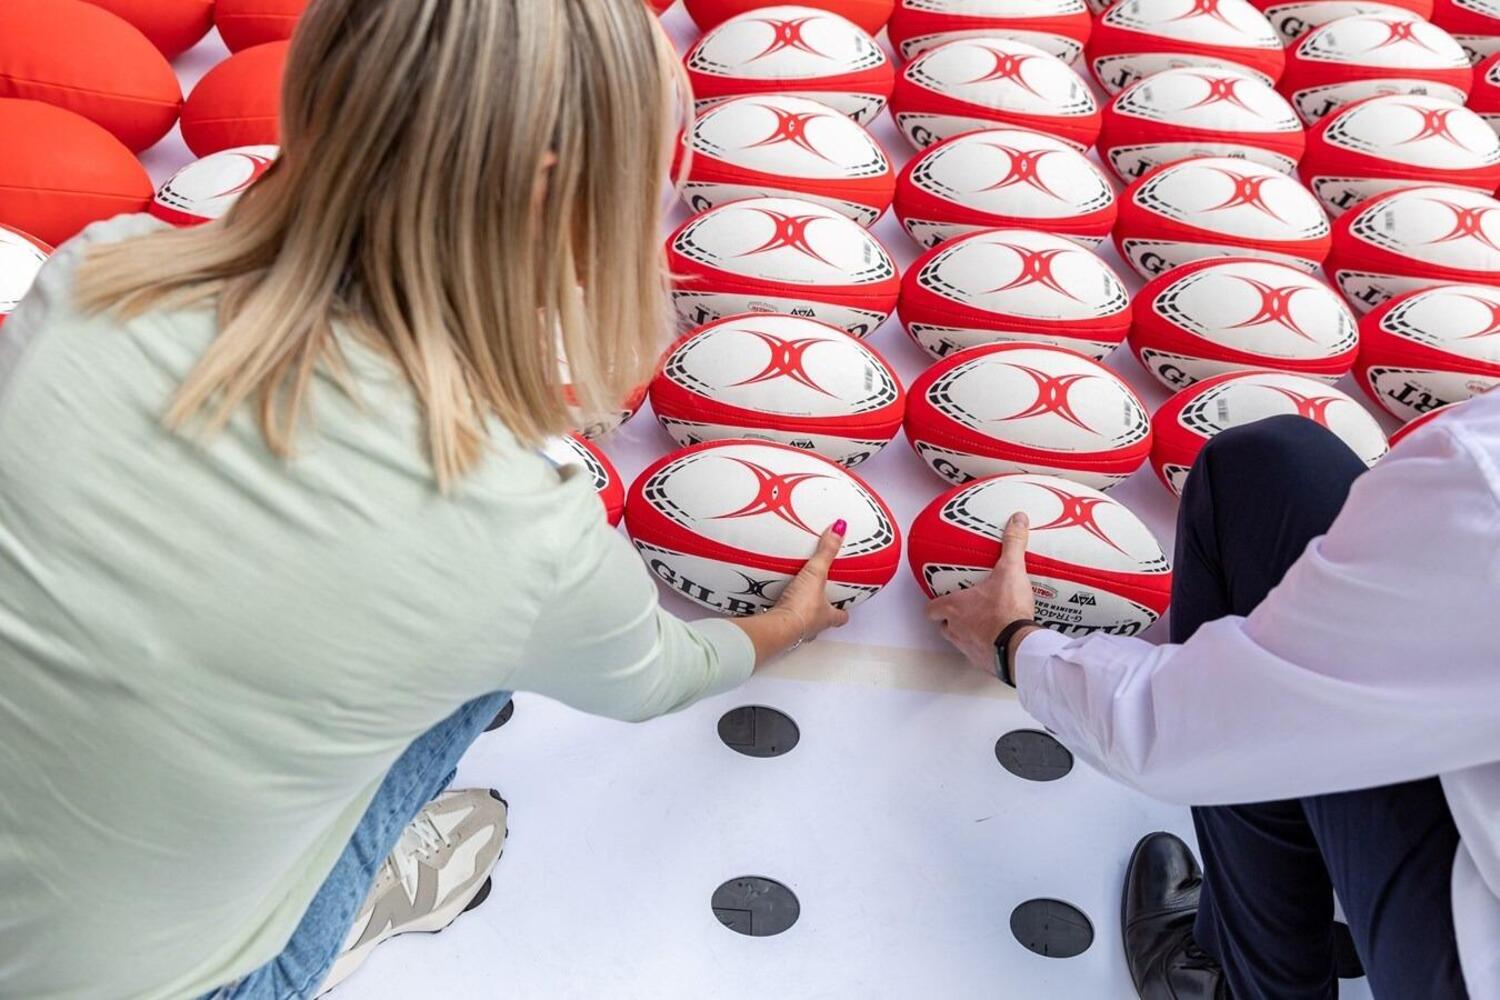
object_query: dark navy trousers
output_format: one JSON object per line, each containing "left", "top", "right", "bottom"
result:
{"left": 1171, "top": 416, "right": 1468, "bottom": 1000}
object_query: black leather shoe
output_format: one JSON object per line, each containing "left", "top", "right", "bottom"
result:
{"left": 1122, "top": 832, "right": 1231, "bottom": 1000}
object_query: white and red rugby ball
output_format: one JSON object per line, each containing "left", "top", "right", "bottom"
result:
{"left": 1130, "top": 256, "right": 1359, "bottom": 389}
{"left": 683, "top": 5, "right": 895, "bottom": 125}
{"left": 545, "top": 433, "right": 626, "bottom": 527}
{"left": 1114, "top": 156, "right": 1332, "bottom": 278}
{"left": 676, "top": 95, "right": 895, "bottom": 226}
{"left": 898, "top": 226, "right": 1133, "bottom": 359}
{"left": 1251, "top": 0, "right": 1434, "bottom": 44}
{"left": 1279, "top": 12, "right": 1473, "bottom": 124}
{"left": 666, "top": 196, "right": 901, "bottom": 338}
{"left": 893, "top": 126, "right": 1117, "bottom": 248}
{"left": 1325, "top": 183, "right": 1500, "bottom": 312}
{"left": 904, "top": 342, "right": 1153, "bottom": 489}
{"left": 1472, "top": 53, "right": 1500, "bottom": 136}
{"left": 648, "top": 314, "right": 905, "bottom": 467}
{"left": 1301, "top": 94, "right": 1500, "bottom": 216}
{"left": 1431, "top": 0, "right": 1500, "bottom": 62}
{"left": 149, "top": 144, "right": 278, "bottom": 226}
{"left": 908, "top": 473, "right": 1172, "bottom": 635}
{"left": 888, "top": 37, "right": 1101, "bottom": 151}
{"left": 1150, "top": 369, "right": 1389, "bottom": 493}
{"left": 1086, "top": 0, "right": 1286, "bottom": 96}
{"left": 624, "top": 439, "right": 900, "bottom": 614}
{"left": 685, "top": 0, "right": 897, "bottom": 33}
{"left": 886, "top": 0, "right": 1093, "bottom": 65}
{"left": 1354, "top": 282, "right": 1500, "bottom": 418}
{"left": 0, "top": 223, "right": 49, "bottom": 328}
{"left": 1099, "top": 66, "right": 1306, "bottom": 182}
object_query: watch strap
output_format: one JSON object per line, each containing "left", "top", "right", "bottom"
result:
{"left": 993, "top": 619, "right": 1039, "bottom": 687}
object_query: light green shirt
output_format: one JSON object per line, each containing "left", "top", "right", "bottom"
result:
{"left": 0, "top": 216, "right": 754, "bottom": 1000}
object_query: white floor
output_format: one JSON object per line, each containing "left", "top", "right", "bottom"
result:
{"left": 140, "top": 8, "right": 1391, "bottom": 998}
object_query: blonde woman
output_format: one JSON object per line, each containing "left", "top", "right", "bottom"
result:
{"left": 0, "top": 2, "right": 851, "bottom": 998}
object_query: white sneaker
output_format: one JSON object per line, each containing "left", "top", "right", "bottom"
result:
{"left": 317, "top": 788, "right": 508, "bottom": 994}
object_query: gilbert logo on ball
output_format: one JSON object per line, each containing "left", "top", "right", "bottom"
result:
{"left": 1086, "top": 0, "right": 1286, "bottom": 96}
{"left": 1325, "top": 183, "right": 1500, "bottom": 313}
{"left": 1301, "top": 94, "right": 1500, "bottom": 217}
{"left": 649, "top": 314, "right": 906, "bottom": 467}
{"left": 1098, "top": 66, "right": 1306, "bottom": 182}
{"left": 624, "top": 440, "right": 900, "bottom": 615}
{"left": 685, "top": 0, "right": 897, "bottom": 35}
{"left": 151, "top": 146, "right": 280, "bottom": 227}
{"left": 1354, "top": 283, "right": 1500, "bottom": 420}
{"left": 907, "top": 473, "right": 1172, "bottom": 635}
{"left": 1151, "top": 369, "right": 1389, "bottom": 493}
{"left": 898, "top": 226, "right": 1132, "bottom": 360}
{"left": 894, "top": 126, "right": 1118, "bottom": 248}
{"left": 903, "top": 342, "right": 1153, "bottom": 490}
{"left": 1114, "top": 155, "right": 1332, "bottom": 278}
{"left": 683, "top": 5, "right": 895, "bottom": 125}
{"left": 0, "top": 224, "right": 50, "bottom": 328}
{"left": 676, "top": 95, "right": 895, "bottom": 227}
{"left": 889, "top": 37, "right": 1100, "bottom": 151}
{"left": 1250, "top": 0, "right": 1436, "bottom": 44}
{"left": 1129, "top": 256, "right": 1359, "bottom": 389}
{"left": 665, "top": 196, "right": 900, "bottom": 338}
{"left": 886, "top": 0, "right": 1094, "bottom": 65}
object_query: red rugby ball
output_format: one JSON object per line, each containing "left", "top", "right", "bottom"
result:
{"left": 685, "top": 0, "right": 896, "bottom": 33}
{"left": 84, "top": 0, "right": 215, "bottom": 58}
{"left": 894, "top": 126, "right": 1117, "bottom": 248}
{"left": 1354, "top": 282, "right": 1500, "bottom": 419}
{"left": 1250, "top": 0, "right": 1434, "bottom": 43}
{"left": 907, "top": 473, "right": 1172, "bottom": 635}
{"left": 625, "top": 439, "right": 901, "bottom": 614}
{"left": 1325, "top": 183, "right": 1500, "bottom": 312}
{"left": 1301, "top": 94, "right": 1500, "bottom": 217}
{"left": 1086, "top": 0, "right": 1286, "bottom": 96}
{"left": 1098, "top": 66, "right": 1306, "bottom": 182}
{"left": 551, "top": 433, "right": 626, "bottom": 527}
{"left": 0, "top": 0, "right": 181, "bottom": 153}
{"left": 180, "top": 41, "right": 288, "bottom": 157}
{"left": 886, "top": 0, "right": 1093, "bottom": 65}
{"left": 0, "top": 224, "right": 51, "bottom": 328}
{"left": 1431, "top": 0, "right": 1500, "bottom": 62}
{"left": 0, "top": 100, "right": 153, "bottom": 246}
{"left": 1114, "top": 155, "right": 1332, "bottom": 278}
{"left": 1474, "top": 53, "right": 1500, "bottom": 135}
{"left": 215, "top": 0, "right": 308, "bottom": 52}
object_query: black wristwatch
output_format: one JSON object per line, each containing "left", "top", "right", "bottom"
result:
{"left": 993, "top": 620, "right": 1040, "bottom": 688}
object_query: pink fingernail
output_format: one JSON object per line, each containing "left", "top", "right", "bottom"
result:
{"left": 833, "top": 519, "right": 847, "bottom": 536}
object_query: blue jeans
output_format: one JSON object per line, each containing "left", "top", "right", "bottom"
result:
{"left": 202, "top": 691, "right": 512, "bottom": 1000}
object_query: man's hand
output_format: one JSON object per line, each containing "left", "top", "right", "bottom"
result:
{"left": 925, "top": 512, "right": 1039, "bottom": 677}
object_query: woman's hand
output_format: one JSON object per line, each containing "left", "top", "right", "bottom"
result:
{"left": 733, "top": 521, "right": 850, "bottom": 665}
{"left": 925, "top": 512, "right": 1038, "bottom": 677}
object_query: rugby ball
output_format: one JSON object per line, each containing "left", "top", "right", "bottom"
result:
{"left": 1325, "top": 183, "right": 1500, "bottom": 312}
{"left": 650, "top": 314, "right": 904, "bottom": 466}
{"left": 83, "top": 0, "right": 215, "bottom": 58}
{"left": 1387, "top": 395, "right": 1463, "bottom": 443}
{"left": 893, "top": 127, "right": 1117, "bottom": 248}
{"left": 1301, "top": 94, "right": 1500, "bottom": 216}
{"left": 1473, "top": 53, "right": 1500, "bottom": 136}
{"left": 1099, "top": 66, "right": 1306, "bottom": 182}
{"left": 549, "top": 433, "right": 626, "bottom": 528}
{"left": 908, "top": 473, "right": 1172, "bottom": 635}
{"left": 904, "top": 343, "right": 1152, "bottom": 488}
{"left": 650, "top": 0, "right": 675, "bottom": 12}
{"left": 1354, "top": 282, "right": 1500, "bottom": 418}
{"left": 214, "top": 0, "right": 308, "bottom": 53}
{"left": 683, "top": 6, "right": 896, "bottom": 125}
{"left": 1431, "top": 0, "right": 1500, "bottom": 61}
{"left": 624, "top": 439, "right": 900, "bottom": 614}
{"left": 1279, "top": 12, "right": 1473, "bottom": 125}
{"left": 180, "top": 41, "right": 288, "bottom": 157}
{"left": 150, "top": 146, "right": 279, "bottom": 226}
{"left": 1130, "top": 256, "right": 1359, "bottom": 389}
{"left": 665, "top": 196, "right": 900, "bottom": 338}
{"left": 676, "top": 95, "right": 895, "bottom": 227}
{"left": 0, "top": 100, "right": 153, "bottom": 246}
{"left": 898, "top": 227, "right": 1133, "bottom": 359}
{"left": 0, "top": 224, "right": 50, "bottom": 328}
{"left": 685, "top": 0, "right": 896, "bottom": 33}
{"left": 1114, "top": 156, "right": 1332, "bottom": 278}
{"left": 1250, "top": 0, "right": 1434, "bottom": 43}
{"left": 0, "top": 0, "right": 182, "bottom": 153}
{"left": 1151, "top": 369, "right": 1389, "bottom": 493}
{"left": 888, "top": 37, "right": 1101, "bottom": 151}
{"left": 1086, "top": 0, "right": 1285, "bottom": 96}
{"left": 886, "top": 0, "right": 1093, "bottom": 65}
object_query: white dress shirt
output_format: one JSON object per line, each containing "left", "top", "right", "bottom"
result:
{"left": 1017, "top": 388, "right": 1500, "bottom": 996}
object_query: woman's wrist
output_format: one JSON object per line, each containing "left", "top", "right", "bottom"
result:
{"left": 770, "top": 605, "right": 808, "bottom": 652}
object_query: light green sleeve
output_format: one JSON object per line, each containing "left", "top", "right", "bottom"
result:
{"left": 512, "top": 466, "right": 755, "bottom": 722}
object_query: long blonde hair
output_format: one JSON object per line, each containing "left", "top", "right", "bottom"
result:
{"left": 76, "top": 0, "right": 684, "bottom": 488}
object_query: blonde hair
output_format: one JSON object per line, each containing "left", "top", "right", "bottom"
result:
{"left": 76, "top": 0, "right": 685, "bottom": 488}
